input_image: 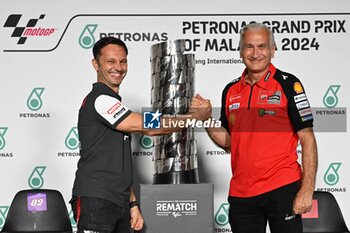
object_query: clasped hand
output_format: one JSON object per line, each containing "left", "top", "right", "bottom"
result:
{"left": 189, "top": 94, "right": 212, "bottom": 121}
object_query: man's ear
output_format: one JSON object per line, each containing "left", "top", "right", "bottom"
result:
{"left": 92, "top": 59, "right": 98, "bottom": 71}
{"left": 271, "top": 44, "right": 276, "bottom": 58}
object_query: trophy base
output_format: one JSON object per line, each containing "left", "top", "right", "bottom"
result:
{"left": 140, "top": 183, "right": 214, "bottom": 233}
{"left": 153, "top": 169, "right": 199, "bottom": 184}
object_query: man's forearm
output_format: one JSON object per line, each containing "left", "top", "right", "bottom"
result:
{"left": 206, "top": 126, "right": 230, "bottom": 151}
{"left": 299, "top": 128, "right": 318, "bottom": 191}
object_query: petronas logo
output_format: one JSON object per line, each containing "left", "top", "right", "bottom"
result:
{"left": 0, "top": 127, "right": 8, "bottom": 150}
{"left": 324, "top": 162, "right": 341, "bottom": 186}
{"left": 0, "top": 206, "right": 9, "bottom": 229}
{"left": 65, "top": 127, "right": 79, "bottom": 150}
{"left": 79, "top": 24, "right": 98, "bottom": 49}
{"left": 28, "top": 166, "right": 46, "bottom": 189}
{"left": 140, "top": 135, "right": 154, "bottom": 149}
{"left": 215, "top": 203, "right": 230, "bottom": 226}
{"left": 27, "top": 88, "right": 45, "bottom": 111}
{"left": 323, "top": 85, "right": 340, "bottom": 108}
{"left": 69, "top": 209, "right": 77, "bottom": 229}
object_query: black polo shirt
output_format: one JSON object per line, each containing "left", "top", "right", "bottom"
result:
{"left": 72, "top": 82, "right": 133, "bottom": 208}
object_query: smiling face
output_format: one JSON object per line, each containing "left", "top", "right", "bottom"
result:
{"left": 92, "top": 44, "right": 128, "bottom": 93}
{"left": 240, "top": 28, "right": 275, "bottom": 82}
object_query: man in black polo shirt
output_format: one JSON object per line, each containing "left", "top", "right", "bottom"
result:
{"left": 70, "top": 37, "right": 211, "bottom": 233}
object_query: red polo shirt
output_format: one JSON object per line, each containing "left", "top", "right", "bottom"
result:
{"left": 220, "top": 64, "right": 313, "bottom": 197}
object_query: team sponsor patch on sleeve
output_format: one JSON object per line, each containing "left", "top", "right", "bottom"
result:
{"left": 293, "top": 82, "right": 304, "bottom": 94}
{"left": 299, "top": 108, "right": 312, "bottom": 117}
{"left": 94, "top": 95, "right": 130, "bottom": 125}
{"left": 296, "top": 100, "right": 310, "bottom": 110}
{"left": 294, "top": 93, "right": 307, "bottom": 103}
{"left": 301, "top": 114, "right": 314, "bottom": 122}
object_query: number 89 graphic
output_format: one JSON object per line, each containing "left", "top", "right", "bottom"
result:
{"left": 30, "top": 198, "right": 44, "bottom": 207}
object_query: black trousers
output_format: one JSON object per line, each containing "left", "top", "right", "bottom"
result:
{"left": 70, "top": 196, "right": 131, "bottom": 233}
{"left": 228, "top": 181, "right": 303, "bottom": 233}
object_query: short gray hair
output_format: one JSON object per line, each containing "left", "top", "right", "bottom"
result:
{"left": 239, "top": 22, "right": 275, "bottom": 53}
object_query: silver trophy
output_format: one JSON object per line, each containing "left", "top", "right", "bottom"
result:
{"left": 150, "top": 39, "right": 199, "bottom": 184}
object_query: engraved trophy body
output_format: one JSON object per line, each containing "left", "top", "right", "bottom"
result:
{"left": 150, "top": 40, "right": 199, "bottom": 184}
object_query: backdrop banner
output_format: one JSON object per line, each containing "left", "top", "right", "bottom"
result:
{"left": 0, "top": 2, "right": 349, "bottom": 232}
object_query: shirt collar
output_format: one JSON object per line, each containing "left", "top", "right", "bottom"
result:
{"left": 240, "top": 64, "right": 276, "bottom": 90}
{"left": 93, "top": 82, "right": 122, "bottom": 100}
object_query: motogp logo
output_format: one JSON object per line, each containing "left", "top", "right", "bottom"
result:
{"left": 3, "top": 14, "right": 56, "bottom": 44}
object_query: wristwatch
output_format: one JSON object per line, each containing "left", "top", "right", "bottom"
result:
{"left": 129, "top": 200, "right": 139, "bottom": 209}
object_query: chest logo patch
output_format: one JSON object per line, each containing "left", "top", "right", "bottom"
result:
{"left": 258, "top": 109, "right": 276, "bottom": 117}
{"left": 229, "top": 113, "right": 236, "bottom": 125}
{"left": 258, "top": 91, "right": 281, "bottom": 105}
{"left": 267, "top": 91, "right": 281, "bottom": 105}
{"left": 229, "top": 103, "right": 240, "bottom": 111}
{"left": 229, "top": 95, "right": 241, "bottom": 102}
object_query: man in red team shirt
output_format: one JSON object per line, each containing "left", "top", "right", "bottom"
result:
{"left": 204, "top": 22, "right": 318, "bottom": 233}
